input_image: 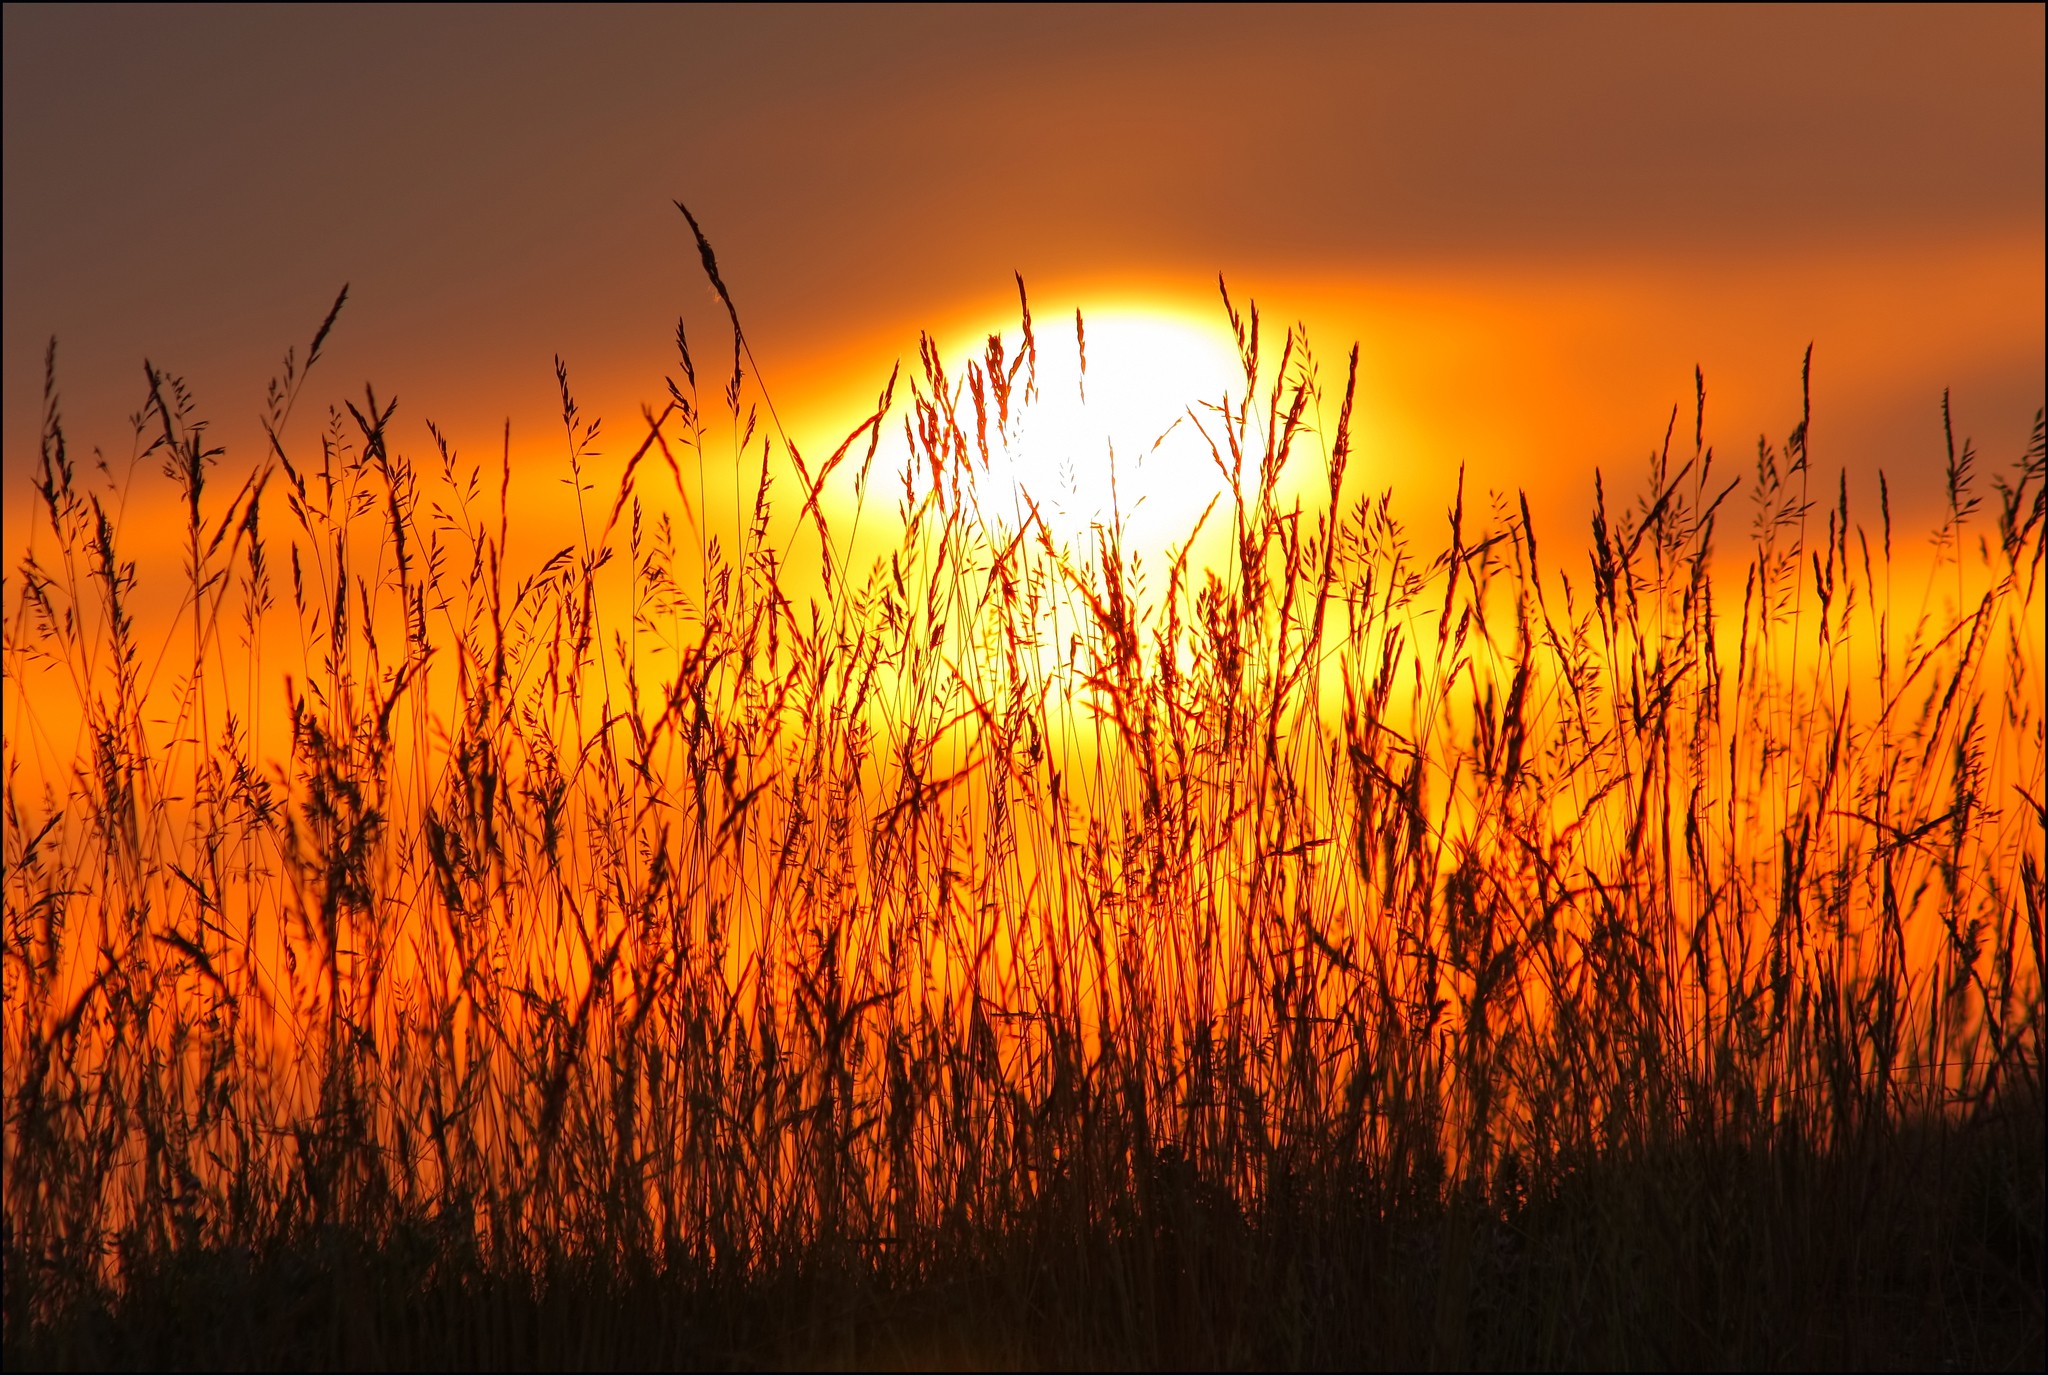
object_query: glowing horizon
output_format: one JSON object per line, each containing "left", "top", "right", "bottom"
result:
{"left": 3, "top": 14, "right": 2043, "bottom": 1359}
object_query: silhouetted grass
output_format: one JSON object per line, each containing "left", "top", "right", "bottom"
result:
{"left": 4, "top": 208, "right": 2043, "bottom": 1369}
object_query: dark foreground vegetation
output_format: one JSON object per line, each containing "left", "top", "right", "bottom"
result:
{"left": 12, "top": 1100, "right": 2044, "bottom": 1369}
{"left": 6, "top": 212, "right": 2044, "bottom": 1368}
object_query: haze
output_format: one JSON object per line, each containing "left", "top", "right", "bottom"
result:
{"left": 4, "top": 4, "right": 2042, "bottom": 545}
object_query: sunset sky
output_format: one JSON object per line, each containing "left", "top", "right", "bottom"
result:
{"left": 4, "top": 4, "right": 2042, "bottom": 553}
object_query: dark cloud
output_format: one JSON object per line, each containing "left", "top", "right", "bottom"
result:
{"left": 4, "top": 4, "right": 2041, "bottom": 498}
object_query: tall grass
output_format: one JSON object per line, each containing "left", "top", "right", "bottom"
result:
{"left": 5, "top": 212, "right": 2043, "bottom": 1369}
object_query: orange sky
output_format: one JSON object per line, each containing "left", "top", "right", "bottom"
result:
{"left": 4, "top": 5, "right": 2042, "bottom": 559}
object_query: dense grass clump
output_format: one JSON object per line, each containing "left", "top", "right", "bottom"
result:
{"left": 5, "top": 214, "right": 2043, "bottom": 1368}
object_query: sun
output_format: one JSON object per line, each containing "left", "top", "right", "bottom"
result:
{"left": 955, "top": 303, "right": 1246, "bottom": 553}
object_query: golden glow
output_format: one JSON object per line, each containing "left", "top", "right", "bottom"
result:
{"left": 5, "top": 255, "right": 2041, "bottom": 1288}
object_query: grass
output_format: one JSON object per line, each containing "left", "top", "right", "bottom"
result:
{"left": 4, "top": 207, "right": 2044, "bottom": 1369}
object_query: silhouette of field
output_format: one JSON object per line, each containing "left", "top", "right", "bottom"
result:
{"left": 5, "top": 211, "right": 2042, "bottom": 1369}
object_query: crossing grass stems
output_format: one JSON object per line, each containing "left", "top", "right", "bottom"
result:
{"left": 4, "top": 208, "right": 2043, "bottom": 1368}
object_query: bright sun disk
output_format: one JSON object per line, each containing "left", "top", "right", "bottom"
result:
{"left": 961, "top": 305, "right": 1246, "bottom": 553}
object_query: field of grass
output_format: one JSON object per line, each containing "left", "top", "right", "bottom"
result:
{"left": 5, "top": 216, "right": 2043, "bottom": 1369}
